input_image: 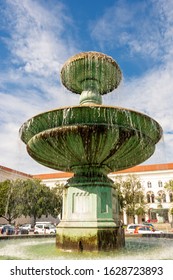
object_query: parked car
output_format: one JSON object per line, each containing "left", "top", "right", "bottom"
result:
{"left": 19, "top": 224, "right": 33, "bottom": 233}
{"left": 0, "top": 224, "right": 6, "bottom": 234}
{"left": 1, "top": 225, "right": 15, "bottom": 235}
{"left": 34, "top": 222, "right": 56, "bottom": 234}
{"left": 134, "top": 226, "right": 163, "bottom": 234}
{"left": 126, "top": 224, "right": 143, "bottom": 234}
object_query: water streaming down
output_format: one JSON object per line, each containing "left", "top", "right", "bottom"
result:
{"left": 19, "top": 51, "right": 162, "bottom": 251}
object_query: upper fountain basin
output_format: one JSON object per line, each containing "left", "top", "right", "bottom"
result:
{"left": 20, "top": 105, "right": 162, "bottom": 172}
{"left": 61, "top": 51, "right": 122, "bottom": 95}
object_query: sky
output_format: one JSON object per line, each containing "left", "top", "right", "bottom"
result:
{"left": 0, "top": 0, "right": 173, "bottom": 175}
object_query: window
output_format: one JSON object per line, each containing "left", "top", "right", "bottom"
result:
{"left": 36, "top": 225, "right": 43, "bottom": 229}
{"left": 162, "top": 193, "right": 166, "bottom": 203}
{"left": 147, "top": 181, "right": 152, "bottom": 188}
{"left": 147, "top": 192, "right": 154, "bottom": 203}
{"left": 151, "top": 193, "right": 155, "bottom": 203}
{"left": 158, "top": 191, "right": 166, "bottom": 203}
{"left": 170, "top": 193, "right": 173, "bottom": 202}
{"left": 158, "top": 181, "right": 163, "bottom": 188}
{"left": 147, "top": 194, "right": 150, "bottom": 203}
{"left": 146, "top": 192, "right": 155, "bottom": 203}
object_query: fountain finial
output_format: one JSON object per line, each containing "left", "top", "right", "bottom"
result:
{"left": 61, "top": 51, "right": 122, "bottom": 105}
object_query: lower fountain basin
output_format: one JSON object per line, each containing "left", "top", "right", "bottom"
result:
{"left": 1, "top": 236, "right": 173, "bottom": 259}
{"left": 20, "top": 105, "right": 162, "bottom": 172}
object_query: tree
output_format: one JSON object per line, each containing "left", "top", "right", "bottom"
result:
{"left": 164, "top": 180, "right": 173, "bottom": 225}
{"left": 114, "top": 175, "right": 146, "bottom": 223}
{"left": 20, "top": 179, "right": 63, "bottom": 225}
{"left": 0, "top": 178, "right": 64, "bottom": 225}
{"left": 113, "top": 176, "right": 125, "bottom": 213}
{"left": 0, "top": 179, "right": 23, "bottom": 223}
{"left": 164, "top": 180, "right": 173, "bottom": 191}
{"left": 52, "top": 183, "right": 64, "bottom": 217}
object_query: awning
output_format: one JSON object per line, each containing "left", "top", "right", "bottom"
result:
{"left": 150, "top": 208, "right": 168, "bottom": 213}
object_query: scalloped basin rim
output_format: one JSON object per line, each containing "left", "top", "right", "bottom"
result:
{"left": 20, "top": 104, "right": 159, "bottom": 121}
{"left": 20, "top": 105, "right": 162, "bottom": 146}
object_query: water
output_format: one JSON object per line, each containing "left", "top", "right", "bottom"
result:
{"left": 0, "top": 237, "right": 172, "bottom": 259}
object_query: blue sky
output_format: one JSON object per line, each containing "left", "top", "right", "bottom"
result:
{"left": 0, "top": 0, "right": 173, "bottom": 174}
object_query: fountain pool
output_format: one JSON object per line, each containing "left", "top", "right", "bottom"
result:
{"left": 0, "top": 237, "right": 172, "bottom": 260}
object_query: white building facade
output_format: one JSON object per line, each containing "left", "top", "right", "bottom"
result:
{"left": 1, "top": 163, "right": 173, "bottom": 225}
{"left": 109, "top": 163, "right": 173, "bottom": 224}
{"left": 34, "top": 163, "right": 173, "bottom": 225}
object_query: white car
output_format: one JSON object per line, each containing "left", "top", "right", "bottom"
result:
{"left": 134, "top": 226, "right": 163, "bottom": 234}
{"left": 34, "top": 223, "right": 56, "bottom": 234}
{"left": 126, "top": 224, "right": 143, "bottom": 234}
{"left": 20, "top": 224, "right": 32, "bottom": 232}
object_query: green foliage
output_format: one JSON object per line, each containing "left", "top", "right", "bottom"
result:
{"left": 135, "top": 206, "right": 145, "bottom": 216}
{"left": 0, "top": 179, "right": 23, "bottom": 223}
{"left": 0, "top": 178, "right": 63, "bottom": 224}
{"left": 113, "top": 176, "right": 125, "bottom": 211}
{"left": 164, "top": 180, "right": 173, "bottom": 191}
{"left": 164, "top": 180, "right": 173, "bottom": 213}
{"left": 114, "top": 174, "right": 146, "bottom": 222}
{"left": 19, "top": 179, "right": 63, "bottom": 224}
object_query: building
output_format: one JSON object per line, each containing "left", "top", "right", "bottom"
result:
{"left": 0, "top": 165, "right": 32, "bottom": 182}
{"left": 109, "top": 163, "right": 173, "bottom": 224}
{"left": 1, "top": 163, "right": 173, "bottom": 225}
{"left": 33, "top": 163, "right": 173, "bottom": 224}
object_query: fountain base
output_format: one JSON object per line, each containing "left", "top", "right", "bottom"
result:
{"left": 56, "top": 226, "right": 125, "bottom": 251}
{"left": 56, "top": 170, "right": 125, "bottom": 251}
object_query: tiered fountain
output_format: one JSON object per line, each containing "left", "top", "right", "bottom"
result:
{"left": 20, "top": 51, "right": 162, "bottom": 251}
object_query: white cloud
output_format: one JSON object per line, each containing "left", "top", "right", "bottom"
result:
{"left": 3, "top": 0, "right": 77, "bottom": 77}
{"left": 91, "top": 0, "right": 173, "bottom": 61}
{"left": 100, "top": 0, "right": 173, "bottom": 165}
{"left": 104, "top": 55, "right": 173, "bottom": 165}
{"left": 0, "top": 0, "right": 80, "bottom": 173}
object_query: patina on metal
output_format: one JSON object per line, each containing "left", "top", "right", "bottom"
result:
{"left": 20, "top": 51, "right": 162, "bottom": 251}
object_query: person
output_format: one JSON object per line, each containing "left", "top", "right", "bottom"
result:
{"left": 15, "top": 225, "right": 19, "bottom": 235}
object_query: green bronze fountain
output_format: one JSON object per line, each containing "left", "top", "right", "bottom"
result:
{"left": 20, "top": 51, "right": 162, "bottom": 251}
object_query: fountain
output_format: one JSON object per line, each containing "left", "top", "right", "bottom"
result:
{"left": 19, "top": 51, "right": 162, "bottom": 251}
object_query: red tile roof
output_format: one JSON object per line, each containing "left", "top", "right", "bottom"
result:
{"left": 112, "top": 162, "right": 173, "bottom": 174}
{"left": 33, "top": 172, "right": 73, "bottom": 180}
{"left": 1, "top": 163, "right": 172, "bottom": 181}
{"left": 0, "top": 165, "right": 32, "bottom": 178}
{"left": 32, "top": 163, "right": 173, "bottom": 180}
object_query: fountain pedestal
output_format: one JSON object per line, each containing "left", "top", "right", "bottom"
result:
{"left": 56, "top": 169, "right": 124, "bottom": 251}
